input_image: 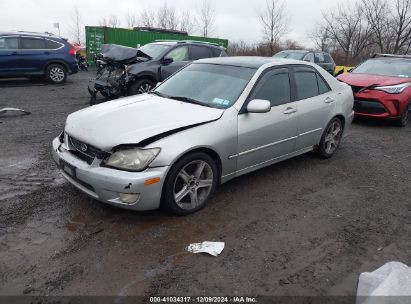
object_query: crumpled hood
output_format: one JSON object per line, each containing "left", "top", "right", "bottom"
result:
{"left": 65, "top": 94, "right": 224, "bottom": 151}
{"left": 337, "top": 73, "right": 411, "bottom": 87}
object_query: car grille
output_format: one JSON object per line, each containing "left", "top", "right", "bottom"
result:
{"left": 354, "top": 99, "right": 387, "bottom": 115}
{"left": 67, "top": 135, "right": 108, "bottom": 164}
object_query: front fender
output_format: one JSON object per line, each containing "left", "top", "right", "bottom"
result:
{"left": 147, "top": 108, "right": 239, "bottom": 181}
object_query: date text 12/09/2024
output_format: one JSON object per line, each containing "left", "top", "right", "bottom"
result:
{"left": 149, "top": 297, "right": 257, "bottom": 303}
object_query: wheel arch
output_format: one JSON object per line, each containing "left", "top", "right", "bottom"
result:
{"left": 43, "top": 60, "right": 69, "bottom": 73}
{"left": 166, "top": 146, "right": 223, "bottom": 185}
{"left": 131, "top": 72, "right": 157, "bottom": 85}
{"left": 334, "top": 114, "right": 346, "bottom": 130}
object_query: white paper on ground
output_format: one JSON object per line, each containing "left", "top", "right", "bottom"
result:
{"left": 357, "top": 261, "right": 411, "bottom": 304}
{"left": 187, "top": 241, "right": 224, "bottom": 256}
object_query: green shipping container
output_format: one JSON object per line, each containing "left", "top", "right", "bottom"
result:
{"left": 85, "top": 26, "right": 229, "bottom": 63}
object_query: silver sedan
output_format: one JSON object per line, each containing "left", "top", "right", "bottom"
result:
{"left": 52, "top": 57, "right": 354, "bottom": 214}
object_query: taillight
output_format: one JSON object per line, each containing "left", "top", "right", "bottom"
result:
{"left": 69, "top": 47, "right": 76, "bottom": 56}
{"left": 68, "top": 43, "right": 76, "bottom": 56}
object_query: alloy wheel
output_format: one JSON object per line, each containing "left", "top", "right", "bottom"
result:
{"left": 137, "top": 83, "right": 153, "bottom": 94}
{"left": 323, "top": 120, "right": 342, "bottom": 154}
{"left": 173, "top": 160, "right": 214, "bottom": 210}
{"left": 50, "top": 67, "right": 65, "bottom": 83}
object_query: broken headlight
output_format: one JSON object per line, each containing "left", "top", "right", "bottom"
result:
{"left": 104, "top": 148, "right": 160, "bottom": 171}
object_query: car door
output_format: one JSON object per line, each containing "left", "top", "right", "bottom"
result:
{"left": 160, "top": 45, "right": 190, "bottom": 80}
{"left": 237, "top": 67, "right": 298, "bottom": 171}
{"left": 0, "top": 36, "right": 20, "bottom": 74}
{"left": 19, "top": 36, "right": 48, "bottom": 73}
{"left": 189, "top": 45, "right": 212, "bottom": 60}
{"left": 291, "top": 66, "right": 335, "bottom": 150}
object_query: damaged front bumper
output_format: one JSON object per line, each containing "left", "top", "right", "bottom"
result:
{"left": 51, "top": 137, "right": 168, "bottom": 211}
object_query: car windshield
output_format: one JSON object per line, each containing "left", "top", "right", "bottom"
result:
{"left": 152, "top": 63, "right": 257, "bottom": 109}
{"left": 273, "top": 51, "right": 306, "bottom": 60}
{"left": 352, "top": 58, "right": 411, "bottom": 78}
{"left": 138, "top": 43, "right": 170, "bottom": 60}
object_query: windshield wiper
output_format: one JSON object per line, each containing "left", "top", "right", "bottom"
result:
{"left": 168, "top": 96, "right": 210, "bottom": 107}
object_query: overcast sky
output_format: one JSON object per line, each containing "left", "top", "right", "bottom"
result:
{"left": 0, "top": 0, "right": 358, "bottom": 46}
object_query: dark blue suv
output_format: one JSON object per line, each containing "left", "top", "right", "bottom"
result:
{"left": 0, "top": 32, "right": 78, "bottom": 84}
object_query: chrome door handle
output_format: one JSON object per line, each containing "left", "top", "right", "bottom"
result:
{"left": 283, "top": 107, "right": 297, "bottom": 115}
{"left": 325, "top": 97, "right": 335, "bottom": 103}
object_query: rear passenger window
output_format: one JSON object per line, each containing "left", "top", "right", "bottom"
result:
{"left": 0, "top": 37, "right": 18, "bottom": 49}
{"left": 45, "top": 39, "right": 62, "bottom": 49}
{"left": 294, "top": 71, "right": 319, "bottom": 100}
{"left": 190, "top": 45, "right": 211, "bottom": 60}
{"left": 210, "top": 47, "right": 223, "bottom": 57}
{"left": 325, "top": 54, "right": 334, "bottom": 63}
{"left": 314, "top": 53, "right": 325, "bottom": 63}
{"left": 21, "top": 38, "right": 46, "bottom": 49}
{"left": 250, "top": 69, "right": 291, "bottom": 107}
{"left": 317, "top": 74, "right": 331, "bottom": 94}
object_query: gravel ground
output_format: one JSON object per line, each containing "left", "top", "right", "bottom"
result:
{"left": 0, "top": 72, "right": 410, "bottom": 296}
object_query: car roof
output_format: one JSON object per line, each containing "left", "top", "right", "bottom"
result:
{"left": 279, "top": 50, "right": 309, "bottom": 53}
{"left": 151, "top": 40, "right": 224, "bottom": 49}
{"left": 196, "top": 56, "right": 305, "bottom": 68}
{"left": 0, "top": 31, "right": 62, "bottom": 38}
{"left": 280, "top": 49, "right": 330, "bottom": 54}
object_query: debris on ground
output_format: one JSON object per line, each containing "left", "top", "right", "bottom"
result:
{"left": 187, "top": 241, "right": 225, "bottom": 257}
{"left": 0, "top": 107, "right": 31, "bottom": 116}
{"left": 357, "top": 261, "right": 411, "bottom": 303}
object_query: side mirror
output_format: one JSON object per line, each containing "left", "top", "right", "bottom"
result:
{"left": 162, "top": 57, "right": 174, "bottom": 65}
{"left": 247, "top": 99, "right": 271, "bottom": 113}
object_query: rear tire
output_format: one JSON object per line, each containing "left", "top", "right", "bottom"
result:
{"left": 161, "top": 152, "right": 218, "bottom": 215}
{"left": 395, "top": 104, "right": 410, "bottom": 127}
{"left": 46, "top": 64, "right": 67, "bottom": 84}
{"left": 127, "top": 79, "right": 155, "bottom": 96}
{"left": 315, "top": 117, "right": 343, "bottom": 158}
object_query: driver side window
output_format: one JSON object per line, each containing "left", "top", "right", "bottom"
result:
{"left": 249, "top": 68, "right": 291, "bottom": 107}
{"left": 166, "top": 46, "right": 189, "bottom": 62}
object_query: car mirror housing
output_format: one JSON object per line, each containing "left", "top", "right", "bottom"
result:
{"left": 247, "top": 99, "right": 271, "bottom": 113}
{"left": 162, "top": 57, "right": 174, "bottom": 65}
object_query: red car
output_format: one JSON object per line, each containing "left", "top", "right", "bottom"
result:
{"left": 337, "top": 54, "right": 411, "bottom": 126}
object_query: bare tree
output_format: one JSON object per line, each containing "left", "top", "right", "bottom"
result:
{"left": 197, "top": 0, "right": 216, "bottom": 37}
{"left": 322, "top": 3, "right": 372, "bottom": 63}
{"left": 310, "top": 24, "right": 332, "bottom": 51}
{"left": 70, "top": 7, "right": 82, "bottom": 44}
{"left": 179, "top": 11, "right": 195, "bottom": 34}
{"left": 156, "top": 3, "right": 179, "bottom": 30}
{"left": 126, "top": 12, "right": 137, "bottom": 29}
{"left": 99, "top": 15, "right": 120, "bottom": 28}
{"left": 362, "top": 0, "right": 391, "bottom": 53}
{"left": 258, "top": 0, "right": 288, "bottom": 54}
{"left": 108, "top": 15, "right": 120, "bottom": 28}
{"left": 390, "top": 0, "right": 411, "bottom": 53}
{"left": 99, "top": 17, "right": 109, "bottom": 27}
{"left": 138, "top": 8, "right": 156, "bottom": 27}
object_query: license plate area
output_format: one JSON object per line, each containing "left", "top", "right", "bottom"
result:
{"left": 60, "top": 160, "right": 76, "bottom": 179}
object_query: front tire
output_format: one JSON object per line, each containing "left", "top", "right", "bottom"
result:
{"left": 315, "top": 117, "right": 343, "bottom": 158}
{"left": 162, "top": 152, "right": 218, "bottom": 215}
{"left": 395, "top": 104, "right": 410, "bottom": 127}
{"left": 46, "top": 64, "right": 67, "bottom": 84}
{"left": 127, "top": 79, "right": 155, "bottom": 96}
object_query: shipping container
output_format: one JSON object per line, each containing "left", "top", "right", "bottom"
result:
{"left": 85, "top": 26, "right": 229, "bottom": 63}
